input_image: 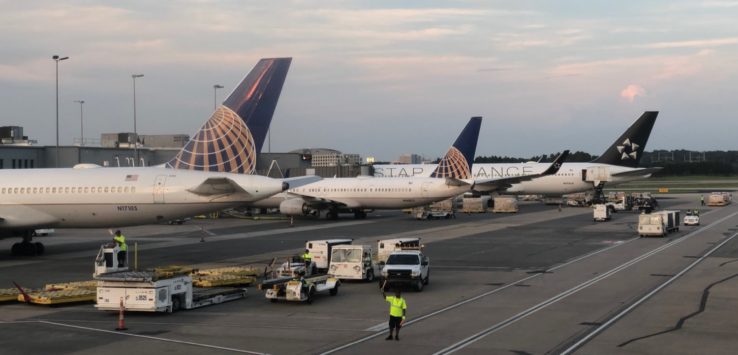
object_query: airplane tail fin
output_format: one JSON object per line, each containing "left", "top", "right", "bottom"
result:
{"left": 166, "top": 57, "right": 292, "bottom": 174}
{"left": 592, "top": 111, "right": 658, "bottom": 168}
{"left": 430, "top": 116, "right": 482, "bottom": 179}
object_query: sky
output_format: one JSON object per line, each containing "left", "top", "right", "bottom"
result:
{"left": 1, "top": 0, "right": 737, "bottom": 161}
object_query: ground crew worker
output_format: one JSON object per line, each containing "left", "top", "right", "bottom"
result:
{"left": 112, "top": 230, "right": 127, "bottom": 267}
{"left": 701, "top": 195, "right": 705, "bottom": 206}
{"left": 381, "top": 281, "right": 407, "bottom": 341}
{"left": 302, "top": 249, "right": 313, "bottom": 271}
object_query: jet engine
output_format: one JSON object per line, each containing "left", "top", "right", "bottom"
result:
{"left": 279, "top": 198, "right": 314, "bottom": 216}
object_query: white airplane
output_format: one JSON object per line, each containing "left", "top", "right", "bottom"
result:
{"left": 1, "top": 58, "right": 299, "bottom": 256}
{"left": 373, "top": 111, "right": 659, "bottom": 197}
{"left": 251, "top": 117, "right": 569, "bottom": 219}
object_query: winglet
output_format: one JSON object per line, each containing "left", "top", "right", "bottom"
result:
{"left": 592, "top": 111, "right": 658, "bottom": 168}
{"left": 430, "top": 116, "right": 482, "bottom": 179}
{"left": 166, "top": 58, "right": 292, "bottom": 174}
{"left": 540, "top": 150, "right": 570, "bottom": 176}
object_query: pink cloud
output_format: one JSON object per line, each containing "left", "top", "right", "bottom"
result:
{"left": 620, "top": 84, "right": 646, "bottom": 102}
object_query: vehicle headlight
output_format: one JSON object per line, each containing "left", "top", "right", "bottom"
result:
{"left": 411, "top": 270, "right": 420, "bottom": 277}
{"left": 353, "top": 265, "right": 361, "bottom": 271}
{"left": 330, "top": 264, "right": 337, "bottom": 271}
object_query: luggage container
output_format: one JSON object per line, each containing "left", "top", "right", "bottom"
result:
{"left": 492, "top": 197, "right": 519, "bottom": 213}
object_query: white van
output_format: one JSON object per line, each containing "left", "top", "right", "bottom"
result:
{"left": 305, "top": 239, "right": 353, "bottom": 271}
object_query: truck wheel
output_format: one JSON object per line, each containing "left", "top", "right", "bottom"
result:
{"left": 423, "top": 273, "right": 430, "bottom": 285}
{"left": 307, "top": 287, "right": 316, "bottom": 304}
{"left": 270, "top": 298, "right": 278, "bottom": 303}
{"left": 172, "top": 296, "right": 182, "bottom": 312}
{"left": 329, "top": 285, "right": 339, "bottom": 296}
{"left": 366, "top": 270, "right": 375, "bottom": 282}
{"left": 415, "top": 279, "right": 424, "bottom": 292}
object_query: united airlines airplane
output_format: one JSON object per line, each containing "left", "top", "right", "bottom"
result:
{"left": 373, "top": 111, "right": 659, "bottom": 196}
{"left": 1, "top": 58, "right": 297, "bottom": 256}
{"left": 251, "top": 117, "right": 569, "bottom": 219}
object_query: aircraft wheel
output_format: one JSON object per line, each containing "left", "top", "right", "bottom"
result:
{"left": 34, "top": 242, "right": 45, "bottom": 256}
{"left": 365, "top": 270, "right": 375, "bottom": 282}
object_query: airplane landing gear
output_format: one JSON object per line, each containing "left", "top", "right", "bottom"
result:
{"left": 10, "top": 231, "right": 45, "bottom": 256}
{"left": 592, "top": 182, "right": 606, "bottom": 204}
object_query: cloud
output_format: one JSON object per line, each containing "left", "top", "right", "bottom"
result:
{"left": 620, "top": 84, "right": 646, "bottom": 102}
{"left": 643, "top": 37, "right": 738, "bottom": 49}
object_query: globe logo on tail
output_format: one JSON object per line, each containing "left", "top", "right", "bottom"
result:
{"left": 431, "top": 147, "right": 471, "bottom": 179}
{"left": 166, "top": 106, "right": 256, "bottom": 174}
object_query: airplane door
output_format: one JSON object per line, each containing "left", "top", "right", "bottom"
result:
{"left": 153, "top": 175, "right": 167, "bottom": 203}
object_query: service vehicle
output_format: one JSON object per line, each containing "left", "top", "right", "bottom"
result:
{"left": 377, "top": 238, "right": 422, "bottom": 264}
{"left": 684, "top": 210, "right": 700, "bottom": 226}
{"left": 274, "top": 255, "right": 318, "bottom": 277}
{"left": 707, "top": 192, "right": 732, "bottom": 206}
{"left": 593, "top": 203, "right": 611, "bottom": 222}
{"left": 638, "top": 210, "right": 680, "bottom": 237}
{"left": 379, "top": 250, "right": 430, "bottom": 291}
{"left": 328, "top": 244, "right": 377, "bottom": 281}
{"left": 259, "top": 273, "right": 339, "bottom": 303}
{"left": 93, "top": 245, "right": 245, "bottom": 312}
{"left": 305, "top": 239, "right": 353, "bottom": 271}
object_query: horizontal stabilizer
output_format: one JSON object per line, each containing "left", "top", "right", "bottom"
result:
{"left": 187, "top": 177, "right": 247, "bottom": 196}
{"left": 610, "top": 167, "right": 662, "bottom": 177}
{"left": 282, "top": 175, "right": 322, "bottom": 189}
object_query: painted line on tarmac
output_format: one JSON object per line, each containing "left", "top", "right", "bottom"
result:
{"left": 560, "top": 230, "right": 738, "bottom": 354}
{"left": 433, "top": 211, "right": 738, "bottom": 355}
{"left": 37, "top": 320, "right": 268, "bottom": 354}
{"left": 325, "top": 235, "right": 642, "bottom": 354}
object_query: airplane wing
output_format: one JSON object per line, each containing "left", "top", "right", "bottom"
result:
{"left": 473, "top": 150, "right": 570, "bottom": 192}
{"left": 283, "top": 191, "right": 363, "bottom": 209}
{"left": 610, "top": 167, "right": 662, "bottom": 177}
{"left": 281, "top": 175, "right": 322, "bottom": 188}
{"left": 187, "top": 177, "right": 248, "bottom": 195}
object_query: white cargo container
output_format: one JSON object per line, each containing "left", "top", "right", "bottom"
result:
{"left": 593, "top": 204, "right": 611, "bottom": 222}
{"left": 377, "top": 238, "right": 422, "bottom": 264}
{"left": 305, "top": 239, "right": 353, "bottom": 271}
{"left": 638, "top": 210, "right": 680, "bottom": 237}
{"left": 492, "top": 197, "right": 519, "bottom": 213}
{"left": 328, "top": 244, "right": 377, "bottom": 281}
{"left": 462, "top": 196, "right": 490, "bottom": 213}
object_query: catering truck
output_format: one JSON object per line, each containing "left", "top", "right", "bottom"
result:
{"left": 305, "top": 239, "right": 353, "bottom": 271}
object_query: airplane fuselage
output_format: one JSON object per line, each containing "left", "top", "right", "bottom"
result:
{"left": 0, "top": 166, "right": 285, "bottom": 229}
{"left": 373, "top": 162, "right": 652, "bottom": 195}
{"left": 251, "top": 176, "right": 471, "bottom": 211}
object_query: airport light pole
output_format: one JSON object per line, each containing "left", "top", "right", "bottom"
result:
{"left": 74, "top": 100, "right": 85, "bottom": 146}
{"left": 132, "top": 74, "right": 144, "bottom": 164}
{"left": 53, "top": 55, "right": 69, "bottom": 167}
{"left": 213, "top": 84, "right": 224, "bottom": 110}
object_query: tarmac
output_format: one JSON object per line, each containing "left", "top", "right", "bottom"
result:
{"left": 1, "top": 193, "right": 738, "bottom": 354}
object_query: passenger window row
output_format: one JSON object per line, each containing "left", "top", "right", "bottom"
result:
{"left": 1, "top": 186, "right": 137, "bottom": 195}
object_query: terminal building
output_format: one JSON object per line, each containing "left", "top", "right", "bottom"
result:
{"left": 0, "top": 126, "right": 367, "bottom": 177}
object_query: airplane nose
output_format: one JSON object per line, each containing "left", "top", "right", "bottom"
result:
{"left": 282, "top": 182, "right": 289, "bottom": 191}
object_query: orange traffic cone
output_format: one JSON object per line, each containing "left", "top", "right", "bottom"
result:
{"left": 115, "top": 297, "right": 127, "bottom": 331}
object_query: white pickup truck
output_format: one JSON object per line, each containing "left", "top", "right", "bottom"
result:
{"left": 380, "top": 250, "right": 430, "bottom": 291}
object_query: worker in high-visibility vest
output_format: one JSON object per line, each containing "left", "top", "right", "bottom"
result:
{"left": 381, "top": 281, "right": 407, "bottom": 341}
{"left": 112, "top": 230, "right": 128, "bottom": 267}
{"left": 302, "top": 249, "right": 313, "bottom": 271}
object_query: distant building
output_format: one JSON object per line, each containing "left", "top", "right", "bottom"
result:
{"left": 0, "top": 126, "right": 37, "bottom": 146}
{"left": 398, "top": 153, "right": 422, "bottom": 164}
{"left": 101, "top": 133, "right": 189, "bottom": 148}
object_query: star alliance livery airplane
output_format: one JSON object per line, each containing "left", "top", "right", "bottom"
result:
{"left": 373, "top": 111, "right": 659, "bottom": 197}
{"left": 0, "top": 58, "right": 295, "bottom": 256}
{"left": 251, "top": 117, "right": 569, "bottom": 219}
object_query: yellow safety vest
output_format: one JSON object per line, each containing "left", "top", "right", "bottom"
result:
{"left": 386, "top": 296, "right": 406, "bottom": 317}
{"left": 114, "top": 234, "right": 128, "bottom": 251}
{"left": 302, "top": 252, "right": 312, "bottom": 261}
